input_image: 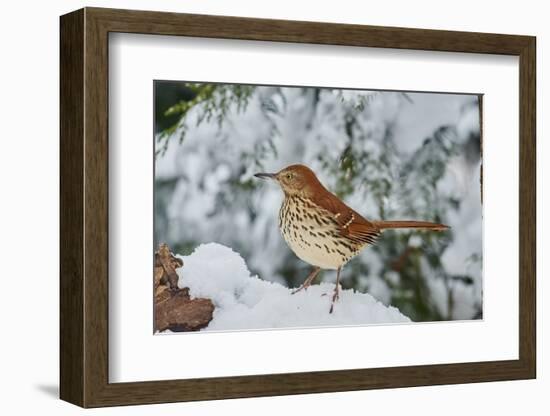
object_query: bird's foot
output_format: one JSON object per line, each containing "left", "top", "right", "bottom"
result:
{"left": 291, "top": 284, "right": 310, "bottom": 295}
{"left": 329, "top": 285, "right": 340, "bottom": 314}
{"left": 292, "top": 267, "right": 321, "bottom": 295}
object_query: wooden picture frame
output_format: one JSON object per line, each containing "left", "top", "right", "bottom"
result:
{"left": 60, "top": 7, "right": 536, "bottom": 408}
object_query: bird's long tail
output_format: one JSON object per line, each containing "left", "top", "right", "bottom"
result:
{"left": 374, "top": 220, "right": 449, "bottom": 231}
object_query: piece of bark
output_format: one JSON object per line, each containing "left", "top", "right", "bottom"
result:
{"left": 154, "top": 266, "right": 164, "bottom": 290}
{"left": 154, "top": 243, "right": 215, "bottom": 332}
{"left": 155, "top": 288, "right": 214, "bottom": 332}
{"left": 155, "top": 243, "right": 183, "bottom": 290}
{"left": 155, "top": 284, "right": 171, "bottom": 303}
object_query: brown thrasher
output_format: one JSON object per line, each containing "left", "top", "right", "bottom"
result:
{"left": 255, "top": 164, "right": 449, "bottom": 313}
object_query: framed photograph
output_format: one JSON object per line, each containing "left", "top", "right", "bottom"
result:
{"left": 60, "top": 7, "right": 536, "bottom": 408}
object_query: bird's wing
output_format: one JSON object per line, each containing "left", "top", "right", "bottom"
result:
{"left": 312, "top": 192, "right": 380, "bottom": 245}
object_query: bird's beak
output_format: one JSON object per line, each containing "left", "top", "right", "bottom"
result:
{"left": 254, "top": 172, "right": 277, "bottom": 180}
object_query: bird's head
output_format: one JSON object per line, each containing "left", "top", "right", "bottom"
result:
{"left": 254, "top": 164, "right": 323, "bottom": 197}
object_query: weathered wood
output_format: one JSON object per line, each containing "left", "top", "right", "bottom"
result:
{"left": 155, "top": 289, "right": 214, "bottom": 332}
{"left": 154, "top": 244, "right": 214, "bottom": 332}
{"left": 60, "top": 8, "right": 84, "bottom": 407}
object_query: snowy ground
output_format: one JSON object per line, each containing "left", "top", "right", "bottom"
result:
{"left": 174, "top": 243, "right": 410, "bottom": 332}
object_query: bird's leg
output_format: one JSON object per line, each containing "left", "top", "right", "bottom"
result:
{"left": 329, "top": 267, "right": 342, "bottom": 314}
{"left": 291, "top": 266, "right": 321, "bottom": 294}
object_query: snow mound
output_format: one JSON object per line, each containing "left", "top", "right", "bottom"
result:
{"left": 176, "top": 243, "right": 410, "bottom": 331}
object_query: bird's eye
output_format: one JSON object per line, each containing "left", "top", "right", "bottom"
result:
{"left": 286, "top": 173, "right": 293, "bottom": 180}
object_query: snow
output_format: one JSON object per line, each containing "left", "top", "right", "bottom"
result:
{"left": 175, "top": 243, "right": 410, "bottom": 331}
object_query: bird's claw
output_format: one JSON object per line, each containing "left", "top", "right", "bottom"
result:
{"left": 329, "top": 286, "right": 340, "bottom": 313}
{"left": 291, "top": 285, "right": 309, "bottom": 295}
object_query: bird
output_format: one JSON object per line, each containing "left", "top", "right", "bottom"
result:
{"left": 254, "top": 164, "right": 449, "bottom": 313}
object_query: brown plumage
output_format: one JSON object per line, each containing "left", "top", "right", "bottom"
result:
{"left": 254, "top": 164, "right": 449, "bottom": 313}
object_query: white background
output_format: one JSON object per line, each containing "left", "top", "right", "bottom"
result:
{"left": 0, "top": 0, "right": 546, "bottom": 415}
{"left": 110, "top": 34, "right": 518, "bottom": 382}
